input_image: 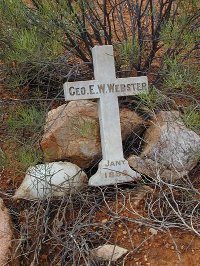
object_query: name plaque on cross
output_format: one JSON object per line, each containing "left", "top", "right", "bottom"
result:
{"left": 64, "top": 45, "right": 148, "bottom": 186}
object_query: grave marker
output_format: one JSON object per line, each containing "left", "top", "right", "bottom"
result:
{"left": 64, "top": 45, "right": 148, "bottom": 186}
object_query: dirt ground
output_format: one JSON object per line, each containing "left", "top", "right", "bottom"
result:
{"left": 93, "top": 184, "right": 200, "bottom": 266}
{"left": 1, "top": 67, "right": 200, "bottom": 266}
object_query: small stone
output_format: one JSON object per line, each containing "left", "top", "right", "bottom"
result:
{"left": 90, "top": 244, "right": 128, "bottom": 262}
{"left": 101, "top": 219, "right": 108, "bottom": 223}
{"left": 138, "top": 228, "right": 141, "bottom": 233}
{"left": 144, "top": 255, "right": 148, "bottom": 261}
{"left": 149, "top": 228, "right": 158, "bottom": 235}
{"left": 171, "top": 246, "right": 175, "bottom": 250}
{"left": 123, "top": 230, "right": 127, "bottom": 235}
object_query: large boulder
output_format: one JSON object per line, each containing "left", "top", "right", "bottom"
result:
{"left": 128, "top": 111, "right": 200, "bottom": 181}
{"left": 41, "top": 100, "right": 145, "bottom": 168}
{"left": 0, "top": 198, "right": 12, "bottom": 265}
{"left": 13, "top": 162, "right": 88, "bottom": 199}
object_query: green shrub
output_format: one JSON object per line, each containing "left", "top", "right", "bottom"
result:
{"left": 1, "top": 0, "right": 198, "bottom": 92}
{"left": 17, "top": 145, "right": 43, "bottom": 170}
{"left": 138, "top": 86, "right": 167, "bottom": 111}
{"left": 7, "top": 105, "right": 45, "bottom": 134}
{"left": 0, "top": 148, "right": 8, "bottom": 168}
{"left": 160, "top": 0, "right": 199, "bottom": 92}
{"left": 162, "top": 57, "right": 200, "bottom": 92}
{"left": 182, "top": 106, "right": 200, "bottom": 131}
{"left": 117, "top": 38, "right": 140, "bottom": 70}
{"left": 6, "top": 105, "right": 45, "bottom": 171}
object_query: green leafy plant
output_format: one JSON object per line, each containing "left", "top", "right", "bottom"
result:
{"left": 182, "top": 106, "right": 200, "bottom": 131}
{"left": 0, "top": 148, "right": 8, "bottom": 168}
{"left": 117, "top": 38, "right": 140, "bottom": 69}
{"left": 17, "top": 145, "right": 43, "bottom": 171}
{"left": 6, "top": 105, "right": 45, "bottom": 171}
{"left": 69, "top": 117, "right": 98, "bottom": 139}
{"left": 138, "top": 86, "right": 166, "bottom": 110}
{"left": 1, "top": 0, "right": 198, "bottom": 92}
{"left": 7, "top": 105, "right": 45, "bottom": 134}
{"left": 162, "top": 56, "right": 200, "bottom": 92}
{"left": 160, "top": 0, "right": 199, "bottom": 92}
{"left": 162, "top": 57, "right": 185, "bottom": 89}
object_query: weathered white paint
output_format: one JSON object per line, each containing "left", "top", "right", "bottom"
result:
{"left": 64, "top": 77, "right": 148, "bottom": 100}
{"left": 64, "top": 45, "right": 148, "bottom": 186}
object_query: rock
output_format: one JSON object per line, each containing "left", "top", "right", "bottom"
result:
{"left": 128, "top": 155, "right": 185, "bottom": 181}
{"left": 131, "top": 185, "right": 153, "bottom": 206}
{"left": 128, "top": 111, "right": 200, "bottom": 181}
{"left": 0, "top": 198, "right": 12, "bottom": 265}
{"left": 149, "top": 228, "right": 158, "bottom": 235}
{"left": 41, "top": 100, "right": 145, "bottom": 168}
{"left": 90, "top": 244, "right": 128, "bottom": 262}
{"left": 13, "top": 162, "right": 88, "bottom": 199}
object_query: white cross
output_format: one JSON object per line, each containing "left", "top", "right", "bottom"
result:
{"left": 64, "top": 45, "right": 148, "bottom": 186}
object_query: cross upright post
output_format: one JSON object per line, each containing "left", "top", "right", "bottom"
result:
{"left": 93, "top": 45, "right": 124, "bottom": 161}
{"left": 64, "top": 45, "right": 148, "bottom": 186}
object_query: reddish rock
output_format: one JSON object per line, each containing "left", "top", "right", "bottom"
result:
{"left": 41, "top": 100, "right": 145, "bottom": 168}
{"left": 0, "top": 198, "right": 12, "bottom": 265}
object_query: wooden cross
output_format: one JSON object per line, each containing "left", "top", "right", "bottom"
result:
{"left": 64, "top": 45, "right": 148, "bottom": 186}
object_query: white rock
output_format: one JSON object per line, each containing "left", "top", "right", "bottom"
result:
{"left": 13, "top": 162, "right": 88, "bottom": 199}
{"left": 129, "top": 111, "right": 200, "bottom": 181}
{"left": 0, "top": 198, "right": 12, "bottom": 265}
{"left": 142, "top": 111, "right": 200, "bottom": 171}
{"left": 90, "top": 244, "right": 128, "bottom": 262}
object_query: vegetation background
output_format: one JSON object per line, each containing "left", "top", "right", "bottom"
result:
{"left": 0, "top": 0, "right": 199, "bottom": 265}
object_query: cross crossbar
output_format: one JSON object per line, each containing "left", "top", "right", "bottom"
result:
{"left": 64, "top": 77, "right": 147, "bottom": 100}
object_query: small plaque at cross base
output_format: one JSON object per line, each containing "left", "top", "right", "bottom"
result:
{"left": 64, "top": 45, "right": 148, "bottom": 186}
